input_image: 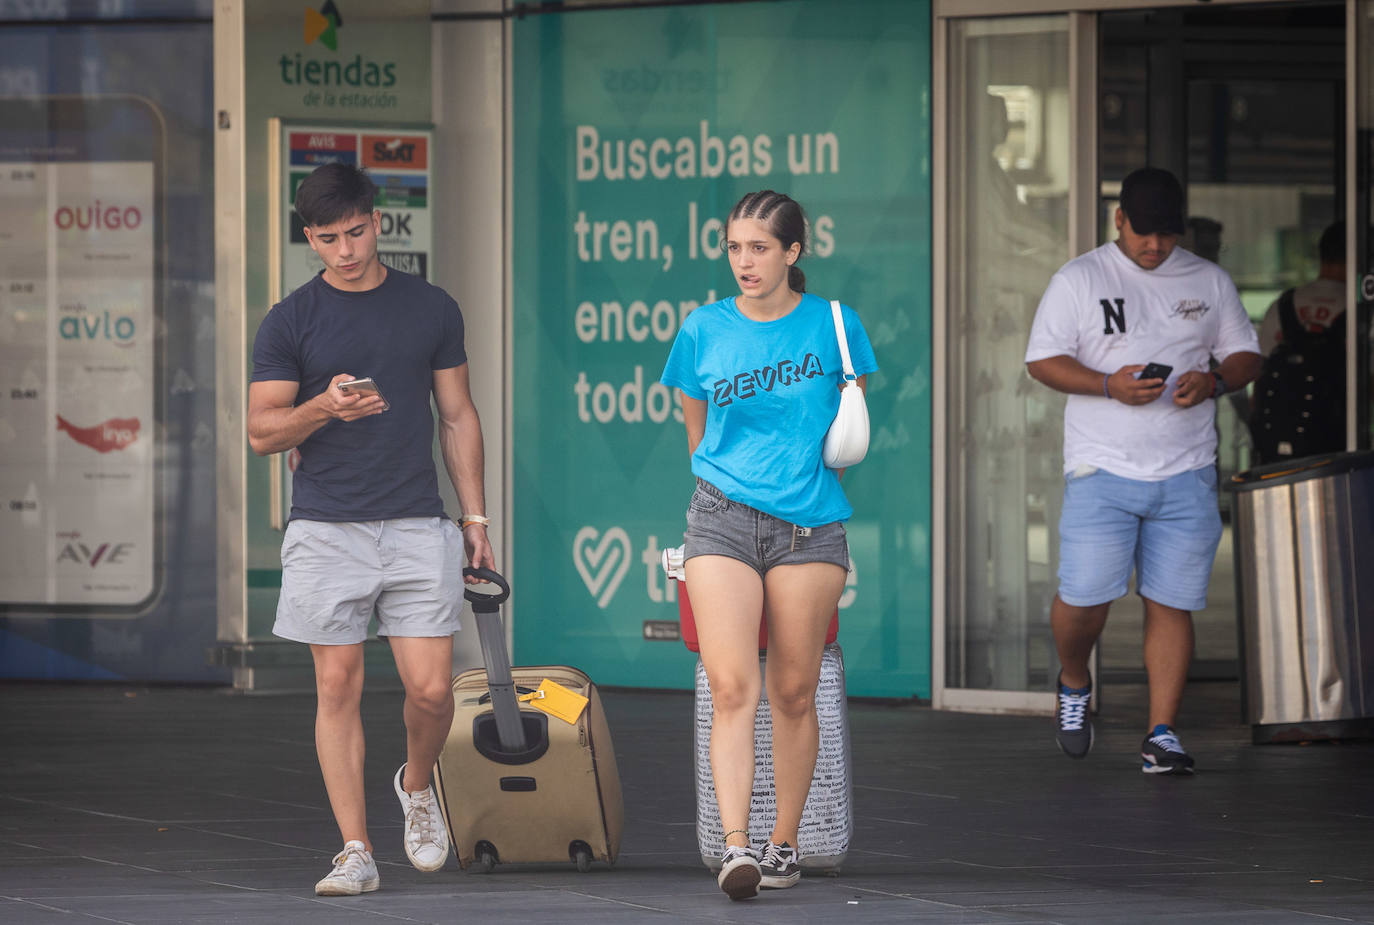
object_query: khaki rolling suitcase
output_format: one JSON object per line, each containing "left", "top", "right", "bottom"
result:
{"left": 432, "top": 569, "right": 623, "bottom": 872}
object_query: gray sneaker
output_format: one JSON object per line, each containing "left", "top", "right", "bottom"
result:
{"left": 314, "top": 840, "right": 379, "bottom": 896}
{"left": 1141, "top": 725, "right": 1196, "bottom": 775}
{"left": 394, "top": 763, "right": 450, "bottom": 872}
{"left": 717, "top": 844, "right": 761, "bottom": 901}
{"left": 1055, "top": 673, "right": 1094, "bottom": 759}
{"left": 759, "top": 840, "right": 800, "bottom": 888}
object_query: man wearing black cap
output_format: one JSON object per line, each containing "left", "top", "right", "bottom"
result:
{"left": 1023, "top": 167, "right": 1262, "bottom": 775}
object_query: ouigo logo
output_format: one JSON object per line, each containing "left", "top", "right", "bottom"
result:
{"left": 304, "top": 0, "right": 343, "bottom": 51}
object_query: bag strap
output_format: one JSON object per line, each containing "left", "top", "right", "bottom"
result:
{"left": 830, "top": 299, "right": 857, "bottom": 382}
{"left": 1276, "top": 288, "right": 1305, "bottom": 346}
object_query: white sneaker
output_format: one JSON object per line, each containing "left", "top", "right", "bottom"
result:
{"left": 314, "top": 840, "right": 379, "bottom": 896}
{"left": 394, "top": 763, "right": 450, "bottom": 872}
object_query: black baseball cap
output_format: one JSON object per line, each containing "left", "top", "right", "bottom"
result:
{"left": 1119, "top": 167, "right": 1186, "bottom": 236}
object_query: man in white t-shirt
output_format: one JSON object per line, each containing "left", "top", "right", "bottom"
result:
{"left": 1024, "top": 167, "right": 1263, "bottom": 775}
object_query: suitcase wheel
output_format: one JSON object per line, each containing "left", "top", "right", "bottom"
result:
{"left": 474, "top": 841, "right": 498, "bottom": 874}
{"left": 570, "top": 840, "right": 593, "bottom": 873}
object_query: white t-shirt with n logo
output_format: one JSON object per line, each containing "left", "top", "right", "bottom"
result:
{"left": 1025, "top": 242, "right": 1260, "bottom": 481}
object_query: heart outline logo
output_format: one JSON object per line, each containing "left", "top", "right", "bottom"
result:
{"left": 572, "top": 526, "right": 632, "bottom": 609}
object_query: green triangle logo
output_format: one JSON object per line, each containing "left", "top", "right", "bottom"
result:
{"left": 304, "top": 1, "right": 343, "bottom": 51}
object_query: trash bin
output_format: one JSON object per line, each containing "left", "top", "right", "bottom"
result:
{"left": 1229, "top": 451, "right": 1374, "bottom": 743}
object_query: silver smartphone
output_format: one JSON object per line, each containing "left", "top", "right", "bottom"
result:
{"left": 337, "top": 377, "right": 390, "bottom": 411}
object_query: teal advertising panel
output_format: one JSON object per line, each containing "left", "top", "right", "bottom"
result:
{"left": 512, "top": 1, "right": 931, "bottom": 697}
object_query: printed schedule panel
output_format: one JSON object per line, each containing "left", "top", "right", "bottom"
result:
{"left": 0, "top": 98, "right": 162, "bottom": 611}
{"left": 274, "top": 122, "right": 432, "bottom": 297}
{"left": 266, "top": 121, "right": 432, "bottom": 521}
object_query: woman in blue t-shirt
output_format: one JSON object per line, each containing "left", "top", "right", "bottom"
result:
{"left": 660, "top": 191, "right": 877, "bottom": 900}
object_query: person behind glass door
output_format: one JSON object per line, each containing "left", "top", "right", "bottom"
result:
{"left": 247, "top": 163, "right": 495, "bottom": 896}
{"left": 1257, "top": 221, "right": 1346, "bottom": 354}
{"left": 1250, "top": 220, "right": 1349, "bottom": 463}
{"left": 1024, "top": 167, "right": 1262, "bottom": 776}
{"left": 660, "top": 191, "right": 877, "bottom": 900}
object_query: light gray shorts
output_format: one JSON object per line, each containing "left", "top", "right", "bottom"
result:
{"left": 273, "top": 517, "right": 465, "bottom": 645}
{"left": 683, "top": 478, "right": 850, "bottom": 576}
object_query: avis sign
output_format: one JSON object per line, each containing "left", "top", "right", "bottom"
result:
{"left": 276, "top": 123, "right": 433, "bottom": 292}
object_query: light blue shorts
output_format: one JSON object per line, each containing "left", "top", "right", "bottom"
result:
{"left": 1057, "top": 466, "right": 1222, "bottom": 612}
{"left": 273, "top": 517, "right": 465, "bottom": 645}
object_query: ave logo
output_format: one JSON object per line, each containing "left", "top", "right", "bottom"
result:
{"left": 57, "top": 541, "right": 133, "bottom": 567}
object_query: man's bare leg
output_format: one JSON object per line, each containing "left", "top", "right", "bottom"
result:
{"left": 311, "top": 643, "right": 369, "bottom": 851}
{"left": 1051, "top": 594, "right": 1109, "bottom": 689}
{"left": 1142, "top": 597, "right": 1193, "bottom": 730}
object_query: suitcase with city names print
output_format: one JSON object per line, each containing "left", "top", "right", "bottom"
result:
{"left": 666, "top": 558, "right": 852, "bottom": 874}
{"left": 692, "top": 643, "right": 853, "bottom": 874}
{"left": 432, "top": 568, "right": 623, "bottom": 873}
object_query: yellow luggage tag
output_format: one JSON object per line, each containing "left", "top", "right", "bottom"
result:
{"left": 518, "top": 679, "right": 589, "bottom": 725}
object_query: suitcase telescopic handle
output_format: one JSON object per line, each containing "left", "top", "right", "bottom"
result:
{"left": 463, "top": 567, "right": 510, "bottom": 613}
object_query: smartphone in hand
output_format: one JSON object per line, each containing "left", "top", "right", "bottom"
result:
{"left": 1136, "top": 362, "right": 1173, "bottom": 382}
{"left": 338, "top": 377, "right": 390, "bottom": 411}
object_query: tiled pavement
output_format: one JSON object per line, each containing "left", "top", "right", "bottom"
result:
{"left": 1, "top": 679, "right": 1371, "bottom": 924}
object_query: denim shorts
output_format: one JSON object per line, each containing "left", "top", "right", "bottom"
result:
{"left": 1058, "top": 466, "right": 1222, "bottom": 612}
{"left": 683, "top": 478, "right": 850, "bottom": 576}
{"left": 273, "top": 517, "right": 465, "bottom": 645}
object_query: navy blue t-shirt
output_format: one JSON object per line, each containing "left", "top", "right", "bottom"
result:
{"left": 251, "top": 269, "right": 467, "bottom": 522}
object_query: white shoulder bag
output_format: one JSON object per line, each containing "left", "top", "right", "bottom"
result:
{"left": 821, "top": 299, "right": 869, "bottom": 469}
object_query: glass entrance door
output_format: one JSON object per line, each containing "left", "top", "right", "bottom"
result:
{"left": 1097, "top": 4, "right": 1346, "bottom": 681}
{"left": 1356, "top": 1, "right": 1374, "bottom": 447}
{"left": 936, "top": 13, "right": 1080, "bottom": 711}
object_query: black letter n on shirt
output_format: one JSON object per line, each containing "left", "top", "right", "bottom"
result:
{"left": 1100, "top": 298, "right": 1126, "bottom": 334}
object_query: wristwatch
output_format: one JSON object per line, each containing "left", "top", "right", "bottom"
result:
{"left": 459, "top": 514, "right": 491, "bottom": 529}
{"left": 1211, "top": 371, "right": 1227, "bottom": 398}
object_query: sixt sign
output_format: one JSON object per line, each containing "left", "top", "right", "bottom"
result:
{"left": 362, "top": 134, "right": 427, "bottom": 169}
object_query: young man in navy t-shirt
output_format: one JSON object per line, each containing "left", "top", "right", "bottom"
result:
{"left": 249, "top": 163, "right": 494, "bottom": 895}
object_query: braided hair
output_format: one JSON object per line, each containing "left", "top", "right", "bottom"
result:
{"left": 726, "top": 190, "right": 808, "bottom": 293}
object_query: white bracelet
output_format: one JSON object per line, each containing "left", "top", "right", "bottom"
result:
{"left": 459, "top": 514, "right": 490, "bottom": 528}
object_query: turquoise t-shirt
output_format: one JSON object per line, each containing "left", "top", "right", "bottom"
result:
{"left": 660, "top": 292, "right": 878, "bottom": 527}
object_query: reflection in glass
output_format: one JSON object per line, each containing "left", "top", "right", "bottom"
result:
{"left": 947, "top": 17, "right": 1069, "bottom": 691}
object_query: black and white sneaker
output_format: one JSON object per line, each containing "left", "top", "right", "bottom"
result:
{"left": 1055, "top": 673, "right": 1093, "bottom": 759}
{"left": 717, "top": 845, "right": 761, "bottom": 901}
{"left": 759, "top": 840, "right": 800, "bottom": 889}
{"left": 1141, "top": 725, "right": 1195, "bottom": 775}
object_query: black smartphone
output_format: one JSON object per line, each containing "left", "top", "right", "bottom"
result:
{"left": 338, "top": 377, "right": 390, "bottom": 411}
{"left": 1137, "top": 362, "right": 1173, "bottom": 381}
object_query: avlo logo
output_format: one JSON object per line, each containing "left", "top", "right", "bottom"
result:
{"left": 59, "top": 311, "right": 136, "bottom": 346}
{"left": 304, "top": 0, "right": 343, "bottom": 51}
